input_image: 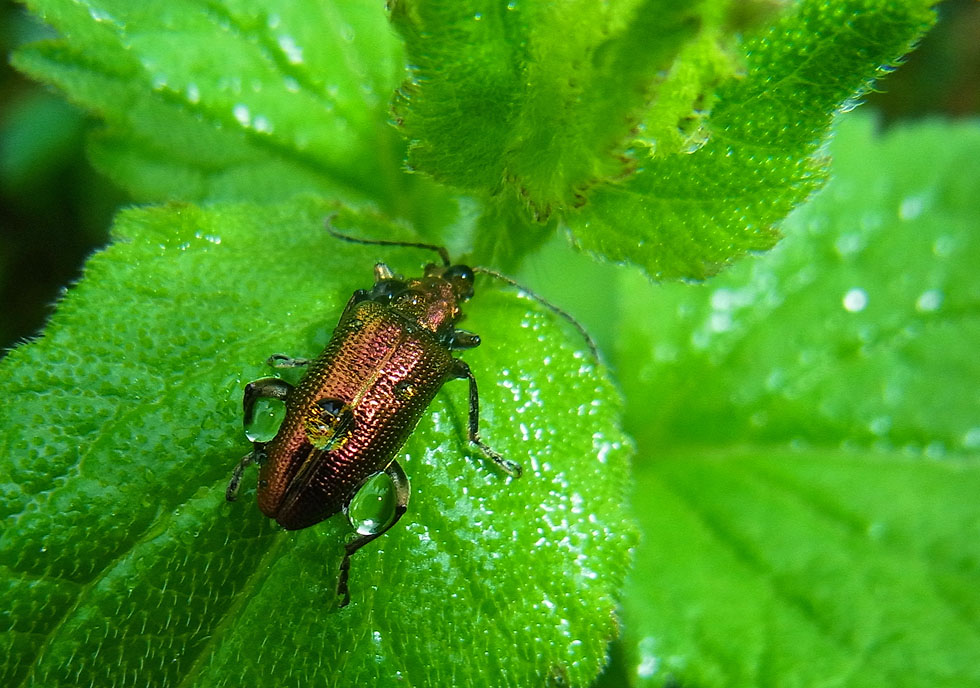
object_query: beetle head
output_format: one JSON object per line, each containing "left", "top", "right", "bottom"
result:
{"left": 439, "top": 264, "right": 476, "bottom": 301}
{"left": 384, "top": 263, "right": 476, "bottom": 338}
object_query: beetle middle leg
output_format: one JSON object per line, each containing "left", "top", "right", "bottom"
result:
{"left": 227, "top": 377, "right": 294, "bottom": 501}
{"left": 450, "top": 359, "right": 523, "bottom": 478}
{"left": 336, "top": 460, "right": 410, "bottom": 607}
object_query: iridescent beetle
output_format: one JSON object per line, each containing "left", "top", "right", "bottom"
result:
{"left": 227, "top": 222, "right": 595, "bottom": 606}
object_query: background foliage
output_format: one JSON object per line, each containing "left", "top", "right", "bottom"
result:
{"left": 1, "top": 0, "right": 978, "bottom": 686}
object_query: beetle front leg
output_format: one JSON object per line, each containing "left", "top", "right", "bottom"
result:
{"left": 450, "top": 359, "right": 523, "bottom": 478}
{"left": 336, "top": 460, "right": 411, "bottom": 608}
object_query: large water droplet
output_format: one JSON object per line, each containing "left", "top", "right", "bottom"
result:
{"left": 347, "top": 471, "right": 397, "bottom": 536}
{"left": 244, "top": 394, "right": 286, "bottom": 442}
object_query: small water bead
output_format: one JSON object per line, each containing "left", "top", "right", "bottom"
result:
{"left": 842, "top": 288, "right": 868, "bottom": 312}
{"left": 915, "top": 289, "right": 942, "bottom": 313}
{"left": 233, "top": 104, "right": 251, "bottom": 126}
{"left": 899, "top": 195, "right": 925, "bottom": 221}
{"left": 277, "top": 35, "right": 304, "bottom": 64}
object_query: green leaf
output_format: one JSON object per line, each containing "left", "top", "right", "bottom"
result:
{"left": 392, "top": 0, "right": 936, "bottom": 278}
{"left": 613, "top": 114, "right": 980, "bottom": 686}
{"left": 14, "top": 0, "right": 938, "bottom": 279}
{"left": 629, "top": 449, "right": 980, "bottom": 688}
{"left": 0, "top": 200, "right": 633, "bottom": 687}
{"left": 617, "top": 114, "right": 980, "bottom": 452}
{"left": 12, "top": 0, "right": 406, "bottom": 205}
{"left": 391, "top": 0, "right": 713, "bottom": 220}
{"left": 570, "top": 0, "right": 938, "bottom": 280}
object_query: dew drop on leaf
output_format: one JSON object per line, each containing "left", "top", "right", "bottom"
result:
{"left": 842, "top": 287, "right": 868, "bottom": 312}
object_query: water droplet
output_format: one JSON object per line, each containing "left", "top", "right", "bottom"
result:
{"left": 709, "top": 311, "right": 732, "bottom": 333}
{"left": 244, "top": 394, "right": 286, "bottom": 442}
{"left": 253, "top": 115, "right": 273, "bottom": 133}
{"left": 278, "top": 35, "right": 304, "bottom": 64}
{"left": 636, "top": 636, "right": 659, "bottom": 678}
{"left": 842, "top": 288, "right": 868, "bottom": 312}
{"left": 711, "top": 288, "right": 735, "bottom": 310}
{"left": 233, "top": 103, "right": 251, "bottom": 127}
{"left": 963, "top": 427, "right": 980, "bottom": 450}
{"left": 834, "top": 233, "right": 864, "bottom": 257}
{"left": 89, "top": 7, "right": 115, "bottom": 23}
{"left": 347, "top": 472, "right": 398, "bottom": 536}
{"left": 898, "top": 195, "right": 925, "bottom": 221}
{"left": 186, "top": 83, "right": 200, "bottom": 104}
{"left": 868, "top": 415, "right": 891, "bottom": 436}
{"left": 915, "top": 289, "right": 942, "bottom": 313}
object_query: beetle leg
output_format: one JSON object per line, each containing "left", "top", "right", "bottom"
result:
{"left": 266, "top": 354, "right": 311, "bottom": 368}
{"left": 450, "top": 359, "right": 523, "bottom": 478}
{"left": 226, "top": 447, "right": 265, "bottom": 502}
{"left": 228, "top": 377, "right": 293, "bottom": 501}
{"left": 243, "top": 377, "right": 293, "bottom": 426}
{"left": 336, "top": 460, "right": 411, "bottom": 607}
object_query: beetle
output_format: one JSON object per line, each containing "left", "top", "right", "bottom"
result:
{"left": 226, "top": 221, "right": 595, "bottom": 606}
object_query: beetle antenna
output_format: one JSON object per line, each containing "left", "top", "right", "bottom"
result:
{"left": 473, "top": 267, "right": 599, "bottom": 361}
{"left": 325, "top": 218, "right": 451, "bottom": 267}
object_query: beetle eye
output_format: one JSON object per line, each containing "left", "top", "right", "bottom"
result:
{"left": 444, "top": 265, "right": 474, "bottom": 283}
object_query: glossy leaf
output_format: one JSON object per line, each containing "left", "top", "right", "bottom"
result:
{"left": 614, "top": 115, "right": 980, "bottom": 686}
{"left": 0, "top": 201, "right": 634, "bottom": 687}
{"left": 15, "top": 0, "right": 937, "bottom": 278}
{"left": 391, "top": 0, "right": 712, "bottom": 220}
{"left": 13, "top": 0, "right": 405, "bottom": 205}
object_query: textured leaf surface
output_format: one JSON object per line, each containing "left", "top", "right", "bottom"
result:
{"left": 392, "top": 0, "right": 937, "bottom": 279}
{"left": 13, "top": 0, "right": 406, "bottom": 206}
{"left": 391, "top": 0, "right": 711, "bottom": 219}
{"left": 0, "top": 201, "right": 633, "bottom": 687}
{"left": 614, "top": 115, "right": 980, "bottom": 686}
{"left": 571, "top": 0, "right": 937, "bottom": 279}
{"left": 15, "top": 0, "right": 937, "bottom": 279}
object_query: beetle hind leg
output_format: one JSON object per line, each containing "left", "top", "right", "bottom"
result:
{"left": 336, "top": 460, "right": 410, "bottom": 608}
